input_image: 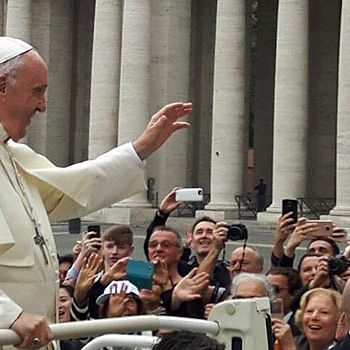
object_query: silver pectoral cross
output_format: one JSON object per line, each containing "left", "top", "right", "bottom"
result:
{"left": 34, "top": 224, "right": 49, "bottom": 265}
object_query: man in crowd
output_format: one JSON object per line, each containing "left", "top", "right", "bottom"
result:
{"left": 0, "top": 36, "right": 192, "bottom": 348}
{"left": 71, "top": 225, "right": 135, "bottom": 318}
{"left": 330, "top": 279, "right": 350, "bottom": 349}
{"left": 147, "top": 225, "right": 211, "bottom": 318}
{"left": 272, "top": 215, "right": 343, "bottom": 268}
{"left": 100, "top": 225, "right": 134, "bottom": 271}
{"left": 230, "top": 273, "right": 274, "bottom": 300}
{"left": 144, "top": 188, "right": 230, "bottom": 287}
{"left": 266, "top": 267, "right": 301, "bottom": 316}
{"left": 228, "top": 245, "right": 264, "bottom": 279}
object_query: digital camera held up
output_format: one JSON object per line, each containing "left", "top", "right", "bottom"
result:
{"left": 328, "top": 255, "right": 350, "bottom": 275}
{"left": 226, "top": 223, "right": 248, "bottom": 241}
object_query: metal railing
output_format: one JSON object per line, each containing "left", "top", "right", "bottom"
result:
{"left": 0, "top": 299, "right": 272, "bottom": 350}
{"left": 297, "top": 197, "right": 335, "bottom": 219}
{"left": 235, "top": 195, "right": 335, "bottom": 220}
{"left": 82, "top": 334, "right": 158, "bottom": 350}
{"left": 175, "top": 193, "right": 210, "bottom": 217}
{"left": 235, "top": 194, "right": 258, "bottom": 220}
{"left": 0, "top": 316, "right": 219, "bottom": 347}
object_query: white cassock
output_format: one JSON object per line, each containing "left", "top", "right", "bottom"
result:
{"left": 0, "top": 123, "right": 146, "bottom": 329}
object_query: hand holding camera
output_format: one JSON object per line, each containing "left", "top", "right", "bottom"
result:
{"left": 309, "top": 255, "right": 332, "bottom": 289}
{"left": 328, "top": 255, "right": 350, "bottom": 275}
{"left": 225, "top": 223, "right": 248, "bottom": 241}
{"left": 212, "top": 222, "right": 228, "bottom": 251}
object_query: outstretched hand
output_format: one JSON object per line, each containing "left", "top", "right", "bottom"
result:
{"left": 171, "top": 268, "right": 209, "bottom": 310}
{"left": 133, "top": 102, "right": 192, "bottom": 160}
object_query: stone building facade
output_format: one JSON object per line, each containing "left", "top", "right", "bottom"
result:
{"left": 2, "top": 0, "right": 350, "bottom": 227}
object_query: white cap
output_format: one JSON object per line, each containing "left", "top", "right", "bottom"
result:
{"left": 96, "top": 280, "right": 140, "bottom": 307}
{"left": 0, "top": 37, "right": 33, "bottom": 64}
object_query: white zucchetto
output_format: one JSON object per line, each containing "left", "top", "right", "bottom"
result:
{"left": 0, "top": 37, "right": 33, "bottom": 64}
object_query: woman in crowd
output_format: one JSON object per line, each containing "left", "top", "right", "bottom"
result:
{"left": 96, "top": 280, "right": 145, "bottom": 318}
{"left": 294, "top": 288, "right": 341, "bottom": 349}
{"left": 58, "top": 284, "right": 84, "bottom": 350}
{"left": 272, "top": 288, "right": 341, "bottom": 350}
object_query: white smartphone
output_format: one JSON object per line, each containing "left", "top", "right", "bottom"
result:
{"left": 175, "top": 188, "right": 203, "bottom": 202}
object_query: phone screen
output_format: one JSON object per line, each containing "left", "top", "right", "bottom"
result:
{"left": 270, "top": 298, "right": 284, "bottom": 319}
{"left": 126, "top": 260, "right": 154, "bottom": 290}
{"left": 282, "top": 199, "right": 298, "bottom": 223}
{"left": 87, "top": 225, "right": 101, "bottom": 238}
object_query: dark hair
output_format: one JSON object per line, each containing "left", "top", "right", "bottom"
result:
{"left": 58, "top": 254, "right": 74, "bottom": 266}
{"left": 99, "top": 294, "right": 145, "bottom": 318}
{"left": 297, "top": 253, "right": 321, "bottom": 272}
{"left": 266, "top": 267, "right": 302, "bottom": 295}
{"left": 102, "top": 225, "right": 133, "bottom": 245}
{"left": 59, "top": 283, "right": 74, "bottom": 298}
{"left": 306, "top": 237, "right": 340, "bottom": 256}
{"left": 191, "top": 216, "right": 216, "bottom": 233}
{"left": 151, "top": 225, "right": 182, "bottom": 246}
{"left": 152, "top": 331, "right": 225, "bottom": 350}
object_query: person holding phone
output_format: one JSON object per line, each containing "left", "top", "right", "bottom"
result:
{"left": 147, "top": 226, "right": 212, "bottom": 318}
{"left": 276, "top": 219, "right": 343, "bottom": 269}
{"left": 144, "top": 188, "right": 230, "bottom": 288}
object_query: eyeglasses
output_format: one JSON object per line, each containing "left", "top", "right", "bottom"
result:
{"left": 271, "top": 284, "right": 288, "bottom": 294}
{"left": 148, "top": 240, "right": 180, "bottom": 249}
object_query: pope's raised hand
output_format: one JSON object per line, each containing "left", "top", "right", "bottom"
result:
{"left": 133, "top": 102, "right": 192, "bottom": 160}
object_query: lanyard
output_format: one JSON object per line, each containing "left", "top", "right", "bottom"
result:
{"left": 0, "top": 143, "right": 49, "bottom": 265}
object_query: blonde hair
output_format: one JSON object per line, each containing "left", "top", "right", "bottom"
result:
{"left": 295, "top": 288, "right": 342, "bottom": 332}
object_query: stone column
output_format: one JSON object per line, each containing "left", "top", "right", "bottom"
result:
{"left": 88, "top": 0, "right": 122, "bottom": 159}
{"left": 27, "top": 0, "right": 50, "bottom": 155}
{"left": 202, "top": 0, "right": 246, "bottom": 219}
{"left": 44, "top": 1, "right": 73, "bottom": 166}
{"left": 325, "top": 1, "right": 350, "bottom": 227}
{"left": 70, "top": 0, "right": 95, "bottom": 163}
{"left": 253, "top": 0, "right": 278, "bottom": 200}
{"left": 115, "top": 0, "right": 150, "bottom": 207}
{"left": 147, "top": 0, "right": 191, "bottom": 201}
{"left": 5, "top": 0, "right": 32, "bottom": 144}
{"left": 0, "top": 0, "right": 5, "bottom": 35}
{"left": 5, "top": 0, "right": 32, "bottom": 41}
{"left": 258, "top": 0, "right": 309, "bottom": 222}
{"left": 307, "top": 0, "right": 339, "bottom": 200}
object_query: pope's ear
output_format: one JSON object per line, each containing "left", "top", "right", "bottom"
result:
{"left": 0, "top": 75, "right": 6, "bottom": 94}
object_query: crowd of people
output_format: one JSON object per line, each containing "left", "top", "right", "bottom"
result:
{"left": 54, "top": 187, "right": 350, "bottom": 350}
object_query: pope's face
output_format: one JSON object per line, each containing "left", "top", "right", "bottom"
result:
{"left": 0, "top": 50, "right": 48, "bottom": 141}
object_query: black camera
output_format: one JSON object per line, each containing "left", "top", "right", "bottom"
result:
{"left": 226, "top": 223, "right": 248, "bottom": 241}
{"left": 328, "top": 255, "right": 350, "bottom": 275}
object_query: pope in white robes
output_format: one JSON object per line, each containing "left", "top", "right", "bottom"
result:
{"left": 0, "top": 36, "right": 192, "bottom": 349}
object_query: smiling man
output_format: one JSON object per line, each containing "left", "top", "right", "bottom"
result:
{"left": 187, "top": 217, "right": 231, "bottom": 288}
{"left": 0, "top": 36, "right": 192, "bottom": 349}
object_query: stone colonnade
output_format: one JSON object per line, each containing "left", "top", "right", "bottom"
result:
{"left": 2, "top": 0, "right": 350, "bottom": 226}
